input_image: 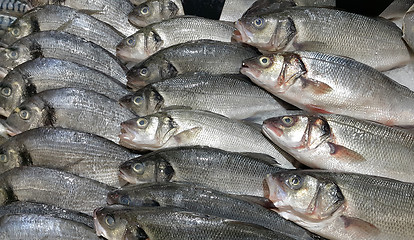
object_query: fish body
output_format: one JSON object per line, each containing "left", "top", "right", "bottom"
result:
{"left": 118, "top": 146, "right": 283, "bottom": 195}
{"left": 0, "top": 0, "right": 30, "bottom": 17}
{"left": 1, "top": 5, "right": 124, "bottom": 54}
{"left": 241, "top": 51, "right": 414, "bottom": 126}
{"left": 126, "top": 40, "right": 259, "bottom": 90}
{"left": 4, "top": 88, "right": 137, "bottom": 143}
{"left": 0, "top": 127, "right": 140, "bottom": 186}
{"left": 234, "top": 7, "right": 411, "bottom": 71}
{"left": 119, "top": 73, "right": 291, "bottom": 120}
{"left": 119, "top": 109, "right": 295, "bottom": 168}
{"left": 128, "top": 0, "right": 184, "bottom": 27}
{"left": 0, "top": 14, "right": 15, "bottom": 31}
{"left": 263, "top": 113, "right": 414, "bottom": 183}
{"left": 117, "top": 16, "right": 236, "bottom": 62}
{"left": 0, "top": 166, "right": 115, "bottom": 215}
{"left": 0, "top": 58, "right": 130, "bottom": 117}
{"left": 107, "top": 182, "right": 318, "bottom": 240}
{"left": 266, "top": 170, "right": 414, "bottom": 240}
{"left": 0, "top": 31, "right": 128, "bottom": 84}
{"left": 403, "top": 4, "right": 414, "bottom": 50}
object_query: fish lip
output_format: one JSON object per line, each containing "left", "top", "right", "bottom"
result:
{"left": 93, "top": 208, "right": 107, "bottom": 238}
{"left": 0, "top": 67, "right": 8, "bottom": 79}
{"left": 128, "top": 14, "right": 147, "bottom": 28}
{"left": 262, "top": 120, "right": 283, "bottom": 138}
{"left": 233, "top": 20, "right": 253, "bottom": 43}
{"left": 119, "top": 123, "right": 138, "bottom": 149}
{"left": 0, "top": 119, "right": 20, "bottom": 137}
{"left": 265, "top": 174, "right": 287, "bottom": 209}
{"left": 0, "top": 107, "right": 11, "bottom": 118}
{"left": 118, "top": 169, "right": 139, "bottom": 184}
{"left": 240, "top": 62, "right": 262, "bottom": 80}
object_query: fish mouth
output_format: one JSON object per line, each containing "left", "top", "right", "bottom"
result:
{"left": 0, "top": 119, "right": 20, "bottom": 137}
{"left": 116, "top": 45, "right": 143, "bottom": 63}
{"left": 232, "top": 21, "right": 253, "bottom": 43}
{"left": 240, "top": 62, "right": 262, "bottom": 80}
{"left": 119, "top": 122, "right": 139, "bottom": 149}
{"left": 126, "top": 73, "right": 147, "bottom": 91}
{"left": 0, "top": 107, "right": 11, "bottom": 118}
{"left": 128, "top": 13, "right": 147, "bottom": 28}
{"left": 0, "top": 67, "right": 8, "bottom": 79}
{"left": 262, "top": 120, "right": 283, "bottom": 138}
{"left": 265, "top": 174, "right": 287, "bottom": 210}
{"left": 93, "top": 208, "right": 108, "bottom": 238}
{"left": 107, "top": 192, "right": 119, "bottom": 205}
{"left": 118, "top": 169, "right": 139, "bottom": 184}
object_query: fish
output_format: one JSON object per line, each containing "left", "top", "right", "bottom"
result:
{"left": 241, "top": 51, "right": 414, "bottom": 126}
{"left": 119, "top": 109, "right": 296, "bottom": 168}
{"left": 380, "top": 0, "right": 414, "bottom": 20}
{"left": 128, "top": 0, "right": 184, "bottom": 27}
{"left": 293, "top": 0, "right": 336, "bottom": 7}
{"left": 118, "top": 146, "right": 284, "bottom": 195}
{"left": 25, "top": 0, "right": 139, "bottom": 36}
{"left": 1, "top": 5, "right": 125, "bottom": 55}
{"left": 266, "top": 170, "right": 414, "bottom": 240}
{"left": 3, "top": 88, "right": 137, "bottom": 143}
{"left": 94, "top": 206, "right": 294, "bottom": 240}
{"left": 242, "top": 0, "right": 296, "bottom": 17}
{"left": 116, "top": 16, "right": 236, "bottom": 62}
{"left": 0, "top": 201, "right": 94, "bottom": 228}
{"left": 403, "top": 4, "right": 414, "bottom": 50}
{"left": 0, "top": 127, "right": 140, "bottom": 186}
{"left": 0, "top": 58, "right": 131, "bottom": 118}
{"left": 0, "top": 30, "right": 128, "bottom": 84}
{"left": 0, "top": 214, "right": 100, "bottom": 239}
{"left": 0, "top": 0, "right": 30, "bottom": 17}
{"left": 107, "top": 182, "right": 319, "bottom": 240}
{"left": 0, "top": 14, "right": 15, "bottom": 32}
{"left": 0, "top": 166, "right": 115, "bottom": 215}
{"left": 220, "top": 0, "right": 259, "bottom": 22}
{"left": 126, "top": 40, "right": 260, "bottom": 90}
{"left": 262, "top": 113, "right": 414, "bottom": 183}
{"left": 233, "top": 7, "right": 411, "bottom": 71}
{"left": 119, "top": 72, "right": 293, "bottom": 120}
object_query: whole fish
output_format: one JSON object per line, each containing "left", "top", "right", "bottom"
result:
{"left": 119, "top": 109, "right": 296, "bottom": 168}
{"left": 94, "top": 206, "right": 293, "bottom": 240}
{"left": 0, "top": 214, "right": 100, "bottom": 239}
{"left": 1, "top": 5, "right": 125, "bottom": 54}
{"left": 0, "top": 58, "right": 131, "bottom": 118}
{"left": 403, "top": 4, "right": 414, "bottom": 50}
{"left": 128, "top": 0, "right": 184, "bottom": 27}
{"left": 266, "top": 170, "right": 414, "bottom": 240}
{"left": 0, "top": 127, "right": 140, "bottom": 186}
{"left": 262, "top": 113, "right": 414, "bottom": 183}
{"left": 25, "top": 0, "right": 139, "bottom": 36}
{"left": 126, "top": 40, "right": 260, "bottom": 90}
{"left": 107, "top": 182, "right": 319, "bottom": 240}
{"left": 233, "top": 7, "right": 411, "bottom": 71}
{"left": 119, "top": 73, "right": 292, "bottom": 120}
{"left": 0, "top": 31, "right": 128, "bottom": 84}
{"left": 118, "top": 146, "right": 284, "bottom": 195}
{"left": 117, "top": 16, "right": 236, "bottom": 62}
{"left": 0, "top": 201, "right": 94, "bottom": 228}
{"left": 3, "top": 88, "right": 137, "bottom": 143}
{"left": 0, "top": 166, "right": 115, "bottom": 215}
{"left": 0, "top": 0, "right": 29, "bottom": 17}
{"left": 241, "top": 51, "right": 414, "bottom": 126}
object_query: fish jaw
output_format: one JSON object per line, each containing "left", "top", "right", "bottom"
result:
{"left": 0, "top": 67, "right": 8, "bottom": 79}
{"left": 119, "top": 121, "right": 141, "bottom": 150}
{"left": 93, "top": 207, "right": 109, "bottom": 239}
{"left": 118, "top": 168, "right": 141, "bottom": 184}
{"left": 127, "top": 70, "right": 148, "bottom": 91}
{"left": 0, "top": 119, "right": 21, "bottom": 137}
{"left": 116, "top": 40, "right": 148, "bottom": 63}
{"left": 265, "top": 174, "right": 289, "bottom": 210}
{"left": 0, "top": 107, "right": 11, "bottom": 118}
{"left": 233, "top": 20, "right": 254, "bottom": 44}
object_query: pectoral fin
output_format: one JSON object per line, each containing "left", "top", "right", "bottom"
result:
{"left": 341, "top": 215, "right": 380, "bottom": 237}
{"left": 232, "top": 195, "right": 276, "bottom": 209}
{"left": 56, "top": 19, "right": 75, "bottom": 31}
{"left": 301, "top": 77, "right": 333, "bottom": 95}
{"left": 173, "top": 127, "right": 202, "bottom": 144}
{"left": 327, "top": 142, "right": 366, "bottom": 162}
{"left": 295, "top": 41, "right": 327, "bottom": 51}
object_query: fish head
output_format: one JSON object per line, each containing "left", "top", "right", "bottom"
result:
{"left": 107, "top": 188, "right": 161, "bottom": 207}
{"left": 117, "top": 31, "right": 147, "bottom": 62}
{"left": 93, "top": 207, "right": 130, "bottom": 240}
{"left": 0, "top": 74, "right": 28, "bottom": 117}
{"left": 233, "top": 11, "right": 296, "bottom": 51}
{"left": 2, "top": 19, "right": 34, "bottom": 45}
{"left": 119, "top": 155, "right": 175, "bottom": 184}
{"left": 119, "top": 86, "right": 164, "bottom": 116}
{"left": 0, "top": 142, "right": 27, "bottom": 174}
{"left": 241, "top": 53, "right": 306, "bottom": 93}
{"left": 127, "top": 60, "right": 163, "bottom": 90}
{"left": 263, "top": 114, "right": 331, "bottom": 151}
{"left": 129, "top": 1, "right": 164, "bottom": 27}
{"left": 0, "top": 44, "right": 33, "bottom": 71}
{"left": 266, "top": 171, "right": 345, "bottom": 221}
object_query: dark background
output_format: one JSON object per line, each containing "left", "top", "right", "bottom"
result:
{"left": 182, "top": 0, "right": 395, "bottom": 19}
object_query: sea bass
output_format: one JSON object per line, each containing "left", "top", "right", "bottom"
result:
{"left": 128, "top": 0, "right": 184, "bottom": 27}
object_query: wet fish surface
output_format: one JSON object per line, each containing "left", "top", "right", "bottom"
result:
{"left": 0, "top": 0, "right": 30, "bottom": 17}
{"left": 0, "top": 31, "right": 128, "bottom": 84}
{"left": 0, "top": 166, "right": 115, "bottom": 215}
{"left": 94, "top": 206, "right": 294, "bottom": 240}
{"left": 234, "top": 7, "right": 411, "bottom": 71}
{"left": 0, "top": 14, "right": 15, "bottom": 32}
{"left": 117, "top": 16, "right": 236, "bottom": 62}
{"left": 119, "top": 72, "right": 292, "bottom": 120}
{"left": 266, "top": 170, "right": 414, "bottom": 240}
{"left": 241, "top": 51, "right": 414, "bottom": 126}
{"left": 0, "top": 127, "right": 140, "bottom": 186}
{"left": 118, "top": 146, "right": 284, "bottom": 195}
{"left": 1, "top": 5, "right": 125, "bottom": 54}
{"left": 119, "top": 109, "right": 296, "bottom": 168}
{"left": 107, "top": 182, "right": 319, "bottom": 239}
{"left": 380, "top": 0, "right": 414, "bottom": 19}
{"left": 126, "top": 40, "right": 260, "bottom": 90}
{"left": 403, "top": 4, "right": 414, "bottom": 50}
{"left": 3, "top": 88, "right": 137, "bottom": 143}
{"left": 128, "top": 0, "right": 184, "bottom": 27}
{"left": 0, "top": 58, "right": 131, "bottom": 117}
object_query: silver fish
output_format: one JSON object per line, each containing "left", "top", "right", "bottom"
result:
{"left": 128, "top": 0, "right": 184, "bottom": 27}
{"left": 403, "top": 4, "right": 414, "bottom": 50}
{"left": 0, "top": 0, "right": 30, "bottom": 17}
{"left": 380, "top": 0, "right": 414, "bottom": 19}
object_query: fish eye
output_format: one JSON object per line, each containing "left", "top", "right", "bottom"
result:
{"left": 19, "top": 110, "right": 30, "bottom": 120}
{"left": 281, "top": 116, "right": 294, "bottom": 127}
{"left": 139, "top": 68, "right": 148, "bottom": 77}
{"left": 126, "top": 37, "right": 136, "bottom": 47}
{"left": 287, "top": 175, "right": 303, "bottom": 190}
{"left": 136, "top": 118, "right": 148, "bottom": 128}
{"left": 120, "top": 195, "right": 131, "bottom": 205}
{"left": 140, "top": 6, "right": 149, "bottom": 15}
{"left": 1, "top": 87, "right": 12, "bottom": 97}
{"left": 7, "top": 50, "right": 19, "bottom": 60}
{"left": 253, "top": 17, "right": 264, "bottom": 28}
{"left": 0, "top": 154, "right": 7, "bottom": 163}
{"left": 10, "top": 28, "right": 20, "bottom": 36}
{"left": 132, "top": 162, "right": 145, "bottom": 174}
{"left": 133, "top": 96, "right": 143, "bottom": 105}
{"left": 259, "top": 56, "right": 271, "bottom": 67}
{"left": 105, "top": 215, "right": 115, "bottom": 226}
